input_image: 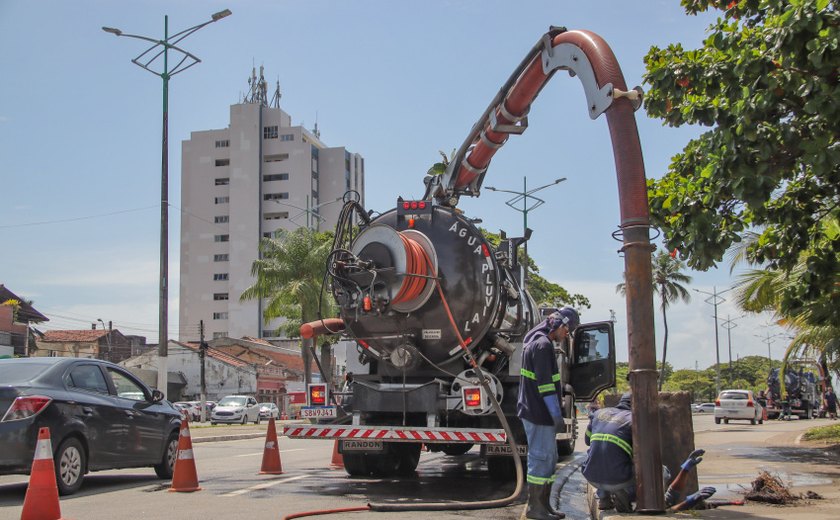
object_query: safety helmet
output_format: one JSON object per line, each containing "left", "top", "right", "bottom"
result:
{"left": 557, "top": 306, "right": 580, "bottom": 331}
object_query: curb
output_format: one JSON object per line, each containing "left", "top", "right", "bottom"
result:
{"left": 192, "top": 433, "right": 266, "bottom": 444}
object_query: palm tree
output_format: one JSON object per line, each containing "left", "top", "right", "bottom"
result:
{"left": 240, "top": 227, "right": 335, "bottom": 387}
{"left": 617, "top": 250, "right": 692, "bottom": 390}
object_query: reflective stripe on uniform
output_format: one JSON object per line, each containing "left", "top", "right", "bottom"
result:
{"left": 589, "top": 433, "right": 632, "bottom": 457}
{"left": 520, "top": 368, "right": 536, "bottom": 380}
{"left": 538, "top": 383, "right": 555, "bottom": 394}
{"left": 526, "top": 473, "right": 557, "bottom": 485}
{"left": 552, "top": 374, "right": 561, "bottom": 382}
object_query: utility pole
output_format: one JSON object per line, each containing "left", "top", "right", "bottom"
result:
{"left": 200, "top": 320, "right": 207, "bottom": 423}
{"left": 694, "top": 286, "right": 732, "bottom": 396}
{"left": 720, "top": 314, "right": 742, "bottom": 385}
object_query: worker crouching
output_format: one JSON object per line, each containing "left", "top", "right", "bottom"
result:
{"left": 517, "top": 307, "right": 579, "bottom": 520}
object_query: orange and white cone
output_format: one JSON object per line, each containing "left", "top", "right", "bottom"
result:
{"left": 330, "top": 439, "right": 344, "bottom": 470}
{"left": 169, "top": 417, "right": 201, "bottom": 492}
{"left": 21, "top": 427, "right": 66, "bottom": 520}
{"left": 259, "top": 417, "right": 284, "bottom": 475}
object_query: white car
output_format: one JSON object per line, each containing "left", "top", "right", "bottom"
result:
{"left": 258, "top": 402, "right": 280, "bottom": 420}
{"left": 693, "top": 402, "right": 715, "bottom": 413}
{"left": 210, "top": 395, "right": 261, "bottom": 425}
{"left": 714, "top": 390, "right": 764, "bottom": 425}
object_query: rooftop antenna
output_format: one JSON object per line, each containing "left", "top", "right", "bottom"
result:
{"left": 313, "top": 111, "right": 320, "bottom": 139}
{"left": 270, "top": 77, "right": 281, "bottom": 108}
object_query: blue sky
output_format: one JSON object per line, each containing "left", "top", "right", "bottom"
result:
{"left": 0, "top": 1, "right": 791, "bottom": 370}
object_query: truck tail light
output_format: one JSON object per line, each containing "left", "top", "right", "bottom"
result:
{"left": 308, "top": 384, "right": 328, "bottom": 406}
{"left": 1, "top": 396, "right": 52, "bottom": 422}
{"left": 463, "top": 386, "right": 482, "bottom": 410}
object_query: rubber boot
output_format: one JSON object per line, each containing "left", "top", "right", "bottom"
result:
{"left": 542, "top": 483, "right": 566, "bottom": 518}
{"left": 526, "top": 484, "right": 560, "bottom": 520}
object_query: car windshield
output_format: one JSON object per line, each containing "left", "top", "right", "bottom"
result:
{"left": 218, "top": 396, "right": 247, "bottom": 406}
{"left": 720, "top": 392, "right": 748, "bottom": 400}
{"left": 0, "top": 363, "right": 46, "bottom": 383}
{"left": 259, "top": 403, "right": 273, "bottom": 408}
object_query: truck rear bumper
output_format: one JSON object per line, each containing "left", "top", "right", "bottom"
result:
{"left": 283, "top": 424, "right": 507, "bottom": 444}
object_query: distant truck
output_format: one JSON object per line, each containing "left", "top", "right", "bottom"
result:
{"left": 764, "top": 367, "right": 819, "bottom": 420}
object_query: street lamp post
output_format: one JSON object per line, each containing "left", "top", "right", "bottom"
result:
{"left": 485, "top": 176, "right": 566, "bottom": 290}
{"left": 694, "top": 286, "right": 732, "bottom": 396}
{"left": 103, "top": 9, "right": 232, "bottom": 397}
{"left": 97, "top": 318, "right": 112, "bottom": 361}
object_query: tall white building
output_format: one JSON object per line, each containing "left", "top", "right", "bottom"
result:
{"left": 179, "top": 70, "right": 364, "bottom": 342}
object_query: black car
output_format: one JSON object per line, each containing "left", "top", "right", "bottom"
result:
{"left": 0, "top": 357, "right": 181, "bottom": 495}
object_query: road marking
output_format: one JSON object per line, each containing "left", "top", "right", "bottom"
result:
{"left": 221, "top": 475, "right": 308, "bottom": 496}
{"left": 233, "top": 449, "right": 306, "bottom": 458}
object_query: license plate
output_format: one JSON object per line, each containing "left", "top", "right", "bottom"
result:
{"left": 486, "top": 444, "right": 527, "bottom": 456}
{"left": 342, "top": 440, "right": 384, "bottom": 452}
{"left": 300, "top": 406, "right": 337, "bottom": 419}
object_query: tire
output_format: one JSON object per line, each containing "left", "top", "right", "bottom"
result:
{"left": 368, "top": 447, "right": 401, "bottom": 478}
{"left": 343, "top": 453, "right": 370, "bottom": 477}
{"left": 724, "top": 419, "right": 729, "bottom": 424}
{"left": 759, "top": 418, "right": 764, "bottom": 424}
{"left": 751, "top": 418, "right": 756, "bottom": 425}
{"left": 241, "top": 415, "right": 247, "bottom": 425}
{"left": 394, "top": 443, "right": 421, "bottom": 476}
{"left": 441, "top": 443, "right": 473, "bottom": 456}
{"left": 254, "top": 414, "right": 261, "bottom": 425}
{"left": 54, "top": 437, "right": 85, "bottom": 496}
{"left": 714, "top": 417, "right": 721, "bottom": 424}
{"left": 487, "top": 456, "right": 518, "bottom": 481}
{"left": 154, "top": 431, "right": 179, "bottom": 479}
{"left": 556, "top": 439, "right": 574, "bottom": 457}
{"left": 211, "top": 422, "right": 217, "bottom": 426}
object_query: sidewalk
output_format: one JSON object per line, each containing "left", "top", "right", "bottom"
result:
{"left": 574, "top": 436, "right": 840, "bottom": 520}
{"left": 188, "top": 419, "right": 306, "bottom": 443}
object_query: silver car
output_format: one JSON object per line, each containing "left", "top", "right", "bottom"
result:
{"left": 714, "top": 390, "right": 764, "bottom": 425}
{"left": 258, "top": 402, "right": 280, "bottom": 420}
{"left": 210, "top": 395, "right": 261, "bottom": 425}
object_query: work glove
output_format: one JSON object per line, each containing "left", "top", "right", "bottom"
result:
{"left": 543, "top": 394, "right": 564, "bottom": 429}
{"left": 680, "top": 449, "right": 705, "bottom": 471}
{"left": 673, "top": 486, "right": 716, "bottom": 511}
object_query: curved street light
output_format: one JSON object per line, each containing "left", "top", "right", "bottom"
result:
{"left": 103, "top": 9, "right": 232, "bottom": 398}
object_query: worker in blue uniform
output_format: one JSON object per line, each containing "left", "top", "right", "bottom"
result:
{"left": 517, "top": 307, "right": 579, "bottom": 520}
{"left": 581, "top": 392, "right": 635, "bottom": 512}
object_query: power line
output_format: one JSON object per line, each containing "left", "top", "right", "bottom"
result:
{"left": 0, "top": 206, "right": 158, "bottom": 229}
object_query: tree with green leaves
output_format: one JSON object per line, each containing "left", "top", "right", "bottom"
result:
{"left": 617, "top": 251, "right": 692, "bottom": 389}
{"left": 240, "top": 227, "right": 336, "bottom": 387}
{"left": 643, "top": 0, "right": 840, "bottom": 325}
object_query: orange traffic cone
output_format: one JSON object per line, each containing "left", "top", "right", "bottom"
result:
{"left": 169, "top": 417, "right": 201, "bottom": 492}
{"left": 330, "top": 439, "right": 344, "bottom": 470}
{"left": 259, "top": 417, "right": 284, "bottom": 475}
{"left": 21, "top": 427, "right": 66, "bottom": 520}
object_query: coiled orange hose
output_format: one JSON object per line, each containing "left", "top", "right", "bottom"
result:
{"left": 391, "top": 232, "right": 429, "bottom": 305}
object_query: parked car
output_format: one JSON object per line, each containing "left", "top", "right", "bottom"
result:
{"left": 693, "top": 402, "right": 715, "bottom": 413}
{"left": 210, "top": 395, "right": 260, "bottom": 425}
{"left": 714, "top": 389, "right": 764, "bottom": 425}
{"left": 0, "top": 357, "right": 181, "bottom": 495}
{"left": 173, "top": 401, "right": 201, "bottom": 422}
{"left": 258, "top": 402, "right": 280, "bottom": 420}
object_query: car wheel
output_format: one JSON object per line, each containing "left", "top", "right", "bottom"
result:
{"left": 714, "top": 418, "right": 721, "bottom": 424}
{"left": 255, "top": 414, "right": 261, "bottom": 425}
{"left": 241, "top": 415, "right": 247, "bottom": 425}
{"left": 724, "top": 418, "right": 729, "bottom": 424}
{"left": 759, "top": 418, "right": 764, "bottom": 424}
{"left": 55, "top": 437, "right": 85, "bottom": 495}
{"left": 154, "top": 431, "right": 179, "bottom": 479}
{"left": 751, "top": 418, "right": 756, "bottom": 425}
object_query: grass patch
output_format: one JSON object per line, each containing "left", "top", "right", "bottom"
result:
{"left": 802, "top": 424, "right": 840, "bottom": 442}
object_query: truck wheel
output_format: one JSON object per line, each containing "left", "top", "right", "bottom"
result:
{"left": 714, "top": 417, "right": 721, "bottom": 424}
{"left": 556, "top": 439, "right": 574, "bottom": 457}
{"left": 487, "top": 456, "right": 517, "bottom": 481}
{"left": 395, "top": 443, "right": 421, "bottom": 475}
{"left": 368, "top": 452, "right": 400, "bottom": 477}
{"left": 343, "top": 453, "right": 370, "bottom": 477}
{"left": 442, "top": 443, "right": 473, "bottom": 456}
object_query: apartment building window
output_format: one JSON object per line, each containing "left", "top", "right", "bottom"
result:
{"left": 263, "top": 173, "right": 289, "bottom": 182}
{"left": 214, "top": 215, "right": 229, "bottom": 223}
{"left": 264, "top": 192, "right": 289, "bottom": 201}
{"left": 215, "top": 196, "right": 229, "bottom": 204}
{"left": 264, "top": 153, "right": 289, "bottom": 163}
{"left": 213, "top": 293, "right": 229, "bottom": 301}
{"left": 215, "top": 178, "right": 229, "bottom": 186}
{"left": 213, "top": 312, "right": 228, "bottom": 320}
{"left": 215, "top": 159, "right": 230, "bottom": 166}
{"left": 215, "top": 140, "right": 230, "bottom": 148}
{"left": 213, "top": 273, "right": 228, "bottom": 281}
{"left": 213, "top": 332, "right": 227, "bottom": 339}
{"left": 264, "top": 125, "right": 278, "bottom": 139}
{"left": 264, "top": 212, "right": 288, "bottom": 220}
{"left": 280, "top": 134, "right": 294, "bottom": 141}
{"left": 214, "top": 234, "right": 229, "bottom": 242}
{"left": 213, "top": 254, "right": 229, "bottom": 262}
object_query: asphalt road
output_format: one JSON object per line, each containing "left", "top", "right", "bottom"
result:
{"left": 0, "top": 414, "right": 830, "bottom": 520}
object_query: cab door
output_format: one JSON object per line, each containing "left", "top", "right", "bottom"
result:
{"left": 569, "top": 321, "right": 616, "bottom": 402}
